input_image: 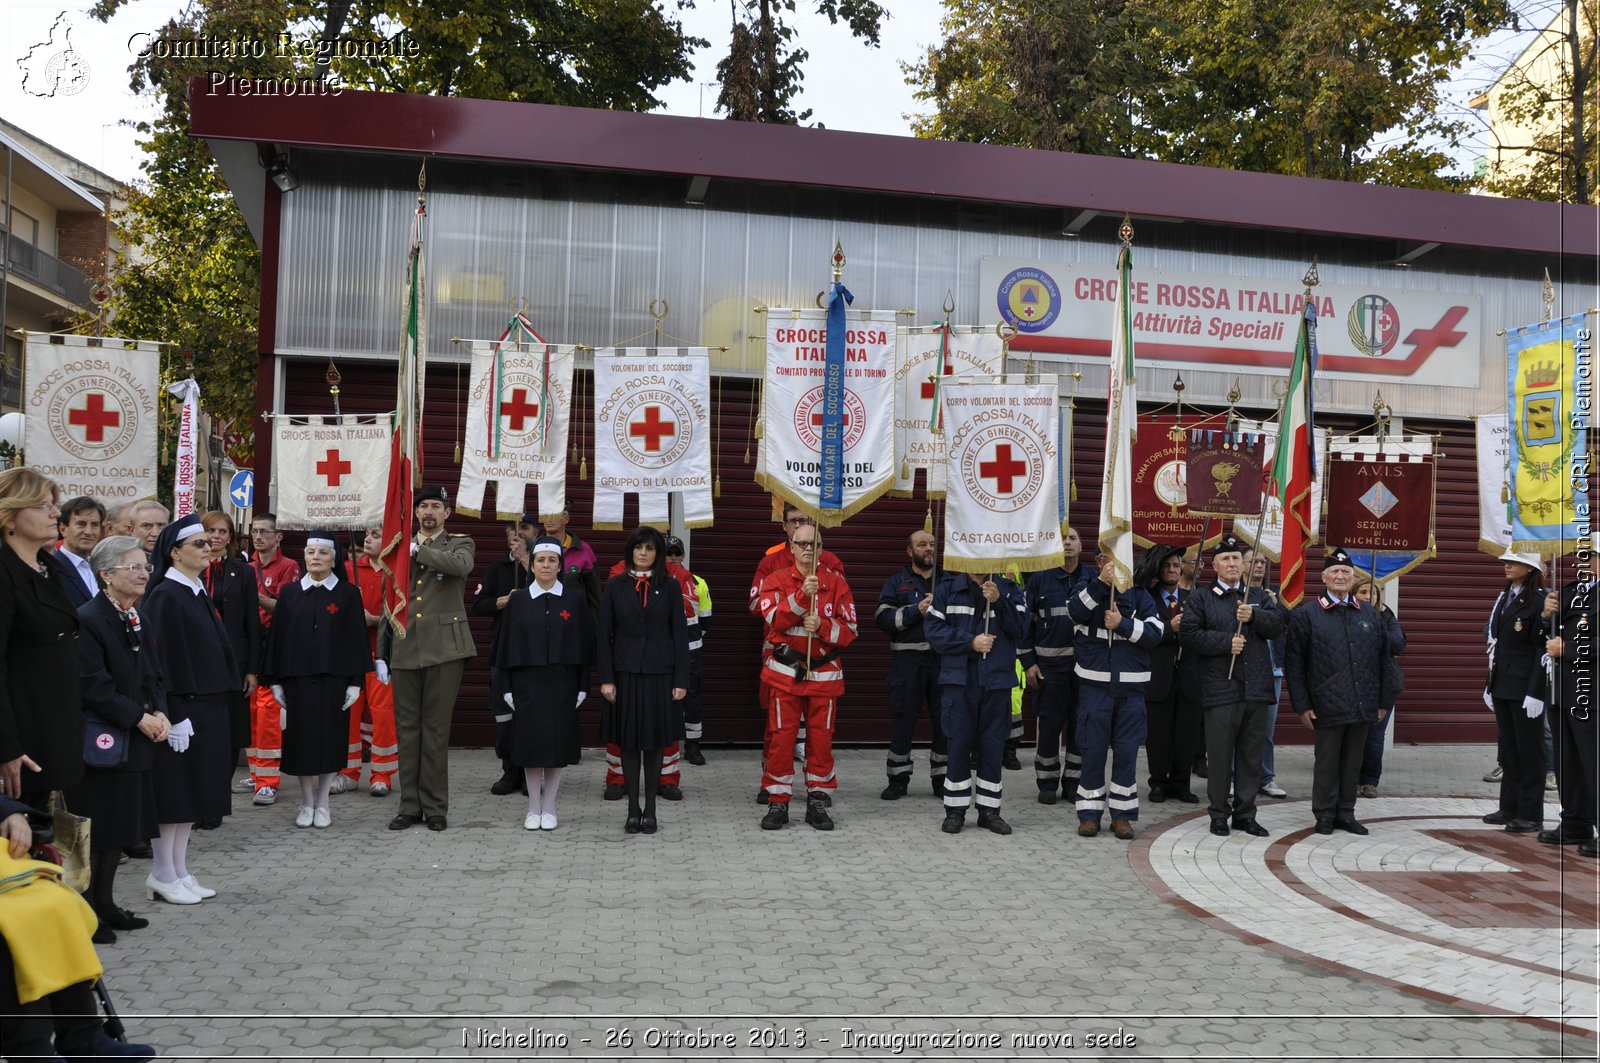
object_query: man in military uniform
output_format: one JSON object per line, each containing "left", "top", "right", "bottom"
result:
{"left": 1543, "top": 553, "right": 1598, "bottom": 857}
{"left": 387, "top": 486, "right": 477, "bottom": 832}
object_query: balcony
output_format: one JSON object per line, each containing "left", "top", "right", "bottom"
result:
{"left": 1, "top": 230, "right": 90, "bottom": 308}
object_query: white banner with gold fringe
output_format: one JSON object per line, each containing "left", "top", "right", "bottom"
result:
{"left": 893, "top": 324, "right": 1006, "bottom": 497}
{"left": 592, "top": 347, "right": 713, "bottom": 530}
{"left": 456, "top": 340, "right": 575, "bottom": 521}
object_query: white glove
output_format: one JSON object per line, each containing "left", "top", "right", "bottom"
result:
{"left": 166, "top": 717, "right": 194, "bottom": 753}
{"left": 271, "top": 685, "right": 286, "bottom": 708}
{"left": 1483, "top": 689, "right": 1494, "bottom": 710}
{"left": 280, "top": 707, "right": 287, "bottom": 730}
{"left": 409, "top": 541, "right": 418, "bottom": 557}
{"left": 575, "top": 691, "right": 587, "bottom": 709}
{"left": 375, "top": 660, "right": 390, "bottom": 685}
{"left": 503, "top": 692, "right": 515, "bottom": 710}
{"left": 1523, "top": 695, "right": 1545, "bottom": 719}
{"left": 342, "top": 686, "right": 360, "bottom": 711}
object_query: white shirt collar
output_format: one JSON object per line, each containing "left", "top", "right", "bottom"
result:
{"left": 164, "top": 567, "right": 204, "bottom": 594}
{"left": 529, "top": 579, "right": 564, "bottom": 600}
{"left": 301, "top": 572, "right": 340, "bottom": 591}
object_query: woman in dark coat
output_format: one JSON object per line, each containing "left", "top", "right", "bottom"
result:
{"left": 140, "top": 514, "right": 240, "bottom": 904}
{"left": 200, "top": 511, "right": 262, "bottom": 767}
{"left": 0, "top": 466, "right": 82, "bottom": 812}
{"left": 262, "top": 529, "right": 372, "bottom": 829}
{"left": 597, "top": 526, "right": 689, "bottom": 835}
{"left": 493, "top": 536, "right": 591, "bottom": 831}
{"left": 69, "top": 534, "right": 169, "bottom": 943}
{"left": 1482, "top": 549, "right": 1551, "bottom": 833}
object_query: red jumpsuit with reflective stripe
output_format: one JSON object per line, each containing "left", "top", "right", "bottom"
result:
{"left": 340, "top": 555, "right": 398, "bottom": 787}
{"left": 247, "top": 551, "right": 300, "bottom": 789}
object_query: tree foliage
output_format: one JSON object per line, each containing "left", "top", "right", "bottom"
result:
{"left": 715, "top": 0, "right": 888, "bottom": 122}
{"left": 908, "top": 0, "right": 1509, "bottom": 189}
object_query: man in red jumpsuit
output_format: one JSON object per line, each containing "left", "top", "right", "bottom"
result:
{"left": 755, "top": 524, "right": 857, "bottom": 831}
{"left": 332, "top": 526, "right": 399, "bottom": 796}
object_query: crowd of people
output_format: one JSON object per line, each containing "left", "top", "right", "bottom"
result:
{"left": 0, "top": 463, "right": 1595, "bottom": 1058}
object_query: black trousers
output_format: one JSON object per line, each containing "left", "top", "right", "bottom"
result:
{"left": 1553, "top": 705, "right": 1598, "bottom": 839}
{"left": 0, "top": 933, "right": 102, "bottom": 1059}
{"left": 1145, "top": 688, "right": 1200, "bottom": 794}
{"left": 1204, "top": 700, "right": 1267, "bottom": 821}
{"left": 1492, "top": 697, "right": 1547, "bottom": 823}
{"left": 885, "top": 651, "right": 945, "bottom": 782}
{"left": 1311, "top": 721, "right": 1371, "bottom": 821}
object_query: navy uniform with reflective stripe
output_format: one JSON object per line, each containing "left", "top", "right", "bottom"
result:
{"left": 1020, "top": 562, "right": 1098, "bottom": 794}
{"left": 1067, "top": 578, "right": 1163, "bottom": 824}
{"left": 925, "top": 572, "right": 1027, "bottom": 816}
{"left": 875, "top": 565, "right": 946, "bottom": 793}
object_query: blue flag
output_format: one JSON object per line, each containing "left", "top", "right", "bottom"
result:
{"left": 818, "top": 281, "right": 853, "bottom": 510}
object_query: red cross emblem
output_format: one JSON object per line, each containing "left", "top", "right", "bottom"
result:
{"left": 920, "top": 362, "right": 955, "bottom": 400}
{"left": 628, "top": 405, "right": 676, "bottom": 452}
{"left": 326, "top": 602, "right": 340, "bottom": 615}
{"left": 979, "top": 444, "right": 1028, "bottom": 494}
{"left": 68, "top": 392, "right": 121, "bottom": 443}
{"left": 559, "top": 609, "right": 571, "bottom": 621}
{"left": 810, "top": 410, "right": 852, "bottom": 429}
{"left": 316, "top": 449, "right": 353, "bottom": 486}
{"left": 499, "top": 388, "right": 540, "bottom": 430}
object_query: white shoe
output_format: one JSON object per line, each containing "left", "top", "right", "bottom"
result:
{"left": 179, "top": 874, "right": 216, "bottom": 899}
{"left": 1260, "top": 782, "right": 1288, "bottom": 799}
{"left": 540, "top": 812, "right": 557, "bottom": 831}
{"left": 524, "top": 813, "right": 542, "bottom": 831}
{"left": 313, "top": 807, "right": 331, "bottom": 828}
{"left": 232, "top": 775, "right": 256, "bottom": 794}
{"left": 295, "top": 805, "right": 314, "bottom": 827}
{"left": 369, "top": 781, "right": 390, "bottom": 797}
{"left": 329, "top": 775, "right": 356, "bottom": 795}
{"left": 1484, "top": 765, "right": 1504, "bottom": 782}
{"left": 146, "top": 874, "right": 201, "bottom": 904}
{"left": 1545, "top": 772, "right": 1558, "bottom": 792}
{"left": 254, "top": 786, "right": 278, "bottom": 806}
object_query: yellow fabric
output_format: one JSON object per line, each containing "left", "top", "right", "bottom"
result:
{"left": 1011, "top": 660, "right": 1025, "bottom": 718}
{"left": 0, "top": 851, "right": 102, "bottom": 1003}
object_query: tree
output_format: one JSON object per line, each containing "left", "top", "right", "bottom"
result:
{"left": 715, "top": 0, "right": 888, "bottom": 122}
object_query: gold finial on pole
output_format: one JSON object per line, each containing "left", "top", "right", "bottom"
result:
{"left": 1303, "top": 257, "right": 1320, "bottom": 293}
{"left": 1542, "top": 267, "right": 1556, "bottom": 321}
{"left": 1373, "top": 390, "right": 1393, "bottom": 442}
{"left": 1118, "top": 214, "right": 1134, "bottom": 249}
{"left": 325, "top": 359, "right": 342, "bottom": 417}
{"left": 417, "top": 158, "right": 427, "bottom": 209}
{"left": 831, "top": 241, "right": 846, "bottom": 284}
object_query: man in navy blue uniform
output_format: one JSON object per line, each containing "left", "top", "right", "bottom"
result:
{"left": 874, "top": 530, "right": 946, "bottom": 799}
{"left": 1020, "top": 527, "right": 1096, "bottom": 804}
{"left": 1137, "top": 543, "right": 1200, "bottom": 804}
{"left": 1067, "top": 541, "right": 1163, "bottom": 839}
{"left": 925, "top": 568, "right": 1028, "bottom": 835}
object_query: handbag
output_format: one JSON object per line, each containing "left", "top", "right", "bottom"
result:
{"left": 48, "top": 792, "right": 91, "bottom": 893}
{"left": 82, "top": 711, "right": 129, "bottom": 768}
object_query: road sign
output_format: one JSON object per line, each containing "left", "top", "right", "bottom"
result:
{"left": 229, "top": 469, "right": 254, "bottom": 509}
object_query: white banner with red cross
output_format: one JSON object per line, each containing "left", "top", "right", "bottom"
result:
{"left": 456, "top": 339, "right": 576, "bottom": 521}
{"left": 940, "top": 377, "right": 1064, "bottom": 573}
{"left": 892, "top": 324, "right": 1007, "bottom": 497}
{"left": 270, "top": 416, "right": 392, "bottom": 531}
{"left": 270, "top": 414, "right": 391, "bottom": 529}
{"left": 23, "top": 332, "right": 161, "bottom": 505}
{"left": 592, "top": 347, "right": 713, "bottom": 531}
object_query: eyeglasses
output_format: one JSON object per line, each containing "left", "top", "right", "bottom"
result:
{"left": 785, "top": 516, "right": 812, "bottom": 526}
{"left": 109, "top": 563, "right": 154, "bottom": 574}
{"left": 791, "top": 540, "right": 817, "bottom": 549}
{"left": 181, "top": 539, "right": 211, "bottom": 549}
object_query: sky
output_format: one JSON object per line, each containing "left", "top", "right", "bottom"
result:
{"left": 0, "top": 0, "right": 1561, "bottom": 187}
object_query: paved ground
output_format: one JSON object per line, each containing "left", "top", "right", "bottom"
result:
{"left": 90, "top": 742, "right": 1597, "bottom": 1060}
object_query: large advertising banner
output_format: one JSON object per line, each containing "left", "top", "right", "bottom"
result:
{"left": 24, "top": 333, "right": 160, "bottom": 503}
{"left": 978, "top": 257, "right": 1482, "bottom": 389}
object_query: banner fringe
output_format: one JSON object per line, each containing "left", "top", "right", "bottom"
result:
{"left": 944, "top": 549, "right": 1064, "bottom": 574}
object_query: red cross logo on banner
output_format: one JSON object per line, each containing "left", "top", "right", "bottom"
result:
{"left": 810, "top": 410, "right": 852, "bottom": 429}
{"left": 68, "top": 392, "right": 121, "bottom": 443}
{"left": 920, "top": 363, "right": 955, "bottom": 400}
{"left": 499, "top": 388, "right": 540, "bottom": 430}
{"left": 316, "top": 449, "right": 353, "bottom": 486}
{"left": 979, "top": 444, "right": 1028, "bottom": 495}
{"left": 629, "top": 405, "right": 676, "bottom": 453}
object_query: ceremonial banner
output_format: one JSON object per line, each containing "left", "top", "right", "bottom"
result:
{"left": 1130, "top": 414, "right": 1227, "bottom": 549}
{"left": 892, "top": 324, "right": 1006, "bottom": 496}
{"left": 1475, "top": 413, "right": 1513, "bottom": 555}
{"left": 592, "top": 347, "right": 713, "bottom": 530}
{"left": 271, "top": 415, "right": 391, "bottom": 530}
{"left": 1506, "top": 314, "right": 1591, "bottom": 557}
{"left": 942, "top": 378, "right": 1063, "bottom": 573}
{"left": 23, "top": 333, "right": 160, "bottom": 504}
{"left": 1323, "top": 435, "right": 1436, "bottom": 556}
{"left": 396, "top": 197, "right": 427, "bottom": 486}
{"left": 457, "top": 339, "right": 576, "bottom": 520}
{"left": 1185, "top": 427, "right": 1267, "bottom": 518}
{"left": 1232, "top": 417, "right": 1327, "bottom": 568}
{"left": 756, "top": 307, "right": 897, "bottom": 525}
{"left": 1098, "top": 243, "right": 1137, "bottom": 590}
{"left": 167, "top": 376, "right": 200, "bottom": 518}
{"left": 1263, "top": 301, "right": 1319, "bottom": 607}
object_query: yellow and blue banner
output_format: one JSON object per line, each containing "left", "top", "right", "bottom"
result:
{"left": 1506, "top": 313, "right": 1591, "bottom": 557}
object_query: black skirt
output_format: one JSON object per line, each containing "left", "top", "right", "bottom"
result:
{"left": 226, "top": 689, "right": 250, "bottom": 753}
{"left": 68, "top": 764, "right": 158, "bottom": 854}
{"left": 507, "top": 664, "right": 582, "bottom": 768}
{"left": 153, "top": 694, "right": 233, "bottom": 823}
{"left": 600, "top": 672, "right": 684, "bottom": 751}
{"left": 281, "top": 675, "right": 352, "bottom": 777}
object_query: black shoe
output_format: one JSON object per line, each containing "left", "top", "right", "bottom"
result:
{"left": 490, "top": 771, "right": 521, "bottom": 796}
{"left": 388, "top": 814, "right": 422, "bottom": 830}
{"left": 813, "top": 790, "right": 832, "bottom": 807}
{"left": 123, "top": 843, "right": 152, "bottom": 859}
{"left": 805, "top": 794, "right": 835, "bottom": 831}
{"left": 1314, "top": 818, "right": 1335, "bottom": 835}
{"left": 1148, "top": 784, "right": 1167, "bottom": 803}
{"left": 760, "top": 803, "right": 789, "bottom": 830}
{"left": 684, "top": 740, "right": 706, "bottom": 766}
{"left": 931, "top": 777, "right": 945, "bottom": 798}
{"left": 1002, "top": 750, "right": 1022, "bottom": 771}
{"left": 1193, "top": 758, "right": 1209, "bottom": 779}
{"left": 1172, "top": 790, "right": 1201, "bottom": 804}
{"left": 1209, "top": 818, "right": 1229, "bottom": 837}
{"left": 1038, "top": 789, "right": 1059, "bottom": 805}
{"left": 1232, "top": 819, "right": 1270, "bottom": 837}
{"left": 196, "top": 817, "right": 222, "bottom": 830}
{"left": 1481, "top": 810, "right": 1512, "bottom": 825}
{"left": 640, "top": 814, "right": 658, "bottom": 834}
{"left": 1537, "top": 829, "right": 1585, "bottom": 845}
{"left": 880, "top": 780, "right": 908, "bottom": 801}
{"left": 1505, "top": 819, "right": 1541, "bottom": 834}
{"left": 977, "top": 811, "right": 1013, "bottom": 835}
{"left": 91, "top": 922, "right": 117, "bottom": 945}
{"left": 603, "top": 783, "right": 626, "bottom": 801}
{"left": 756, "top": 788, "right": 770, "bottom": 804}
{"left": 658, "top": 784, "right": 684, "bottom": 802}
{"left": 1580, "top": 840, "right": 1600, "bottom": 858}
{"left": 941, "top": 809, "right": 964, "bottom": 834}
{"left": 60, "top": 1032, "right": 156, "bottom": 1062}
{"left": 1333, "top": 818, "right": 1369, "bottom": 836}
{"left": 104, "top": 906, "right": 149, "bottom": 931}
{"left": 625, "top": 811, "right": 642, "bottom": 834}
{"left": 426, "top": 816, "right": 447, "bottom": 832}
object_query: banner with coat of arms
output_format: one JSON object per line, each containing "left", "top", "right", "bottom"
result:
{"left": 23, "top": 333, "right": 160, "bottom": 504}
{"left": 1130, "top": 414, "right": 1226, "bottom": 550}
{"left": 892, "top": 324, "right": 1006, "bottom": 496}
{"left": 941, "top": 378, "right": 1064, "bottom": 573}
{"left": 1230, "top": 418, "right": 1328, "bottom": 563}
{"left": 456, "top": 338, "right": 576, "bottom": 520}
{"left": 1185, "top": 427, "right": 1267, "bottom": 518}
{"left": 755, "top": 307, "right": 897, "bottom": 524}
{"left": 1322, "top": 434, "right": 1436, "bottom": 576}
{"left": 271, "top": 414, "right": 391, "bottom": 530}
{"left": 1505, "top": 313, "right": 1592, "bottom": 557}
{"left": 592, "top": 348, "right": 713, "bottom": 530}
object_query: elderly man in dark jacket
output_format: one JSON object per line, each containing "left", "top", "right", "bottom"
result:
{"left": 1286, "top": 547, "right": 1392, "bottom": 836}
{"left": 1178, "top": 534, "right": 1286, "bottom": 837}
